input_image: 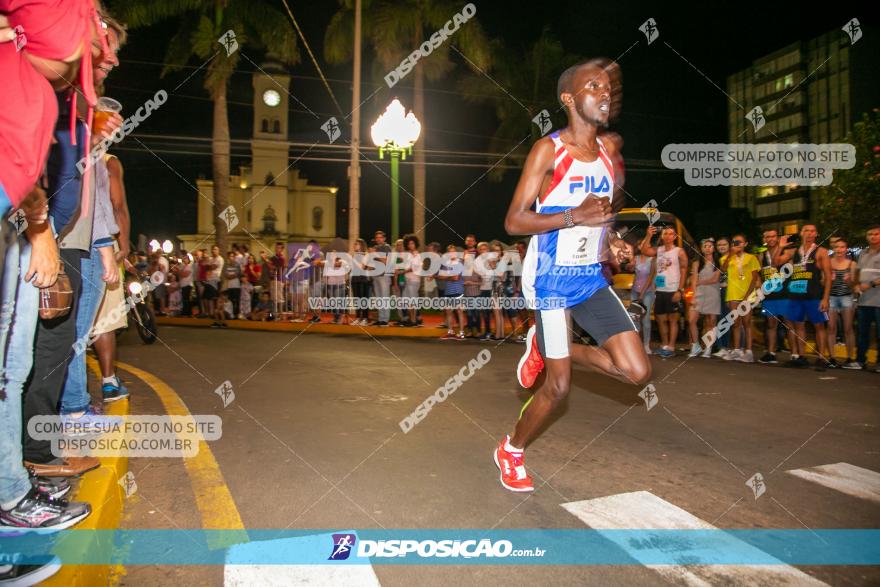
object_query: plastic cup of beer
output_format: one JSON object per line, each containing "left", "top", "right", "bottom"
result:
{"left": 93, "top": 97, "right": 122, "bottom": 136}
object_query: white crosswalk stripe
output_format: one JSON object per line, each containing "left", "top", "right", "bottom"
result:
{"left": 223, "top": 533, "right": 381, "bottom": 586}
{"left": 561, "top": 490, "right": 827, "bottom": 586}
{"left": 786, "top": 462, "right": 880, "bottom": 504}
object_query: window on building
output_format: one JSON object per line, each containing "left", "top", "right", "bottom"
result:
{"left": 758, "top": 186, "right": 776, "bottom": 198}
{"left": 272, "top": 119, "right": 280, "bottom": 134}
{"left": 265, "top": 172, "right": 275, "bottom": 186}
{"left": 783, "top": 73, "right": 794, "bottom": 89}
{"left": 261, "top": 119, "right": 269, "bottom": 133}
{"left": 783, "top": 223, "right": 798, "bottom": 235}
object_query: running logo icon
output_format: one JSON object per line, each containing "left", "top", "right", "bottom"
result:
{"left": 215, "top": 381, "right": 235, "bottom": 408}
{"left": 328, "top": 533, "right": 356, "bottom": 560}
{"left": 746, "top": 106, "right": 765, "bottom": 132}
{"left": 640, "top": 199, "right": 660, "bottom": 225}
{"left": 842, "top": 18, "right": 861, "bottom": 45}
{"left": 322, "top": 117, "right": 341, "bottom": 143}
{"left": 218, "top": 205, "right": 239, "bottom": 231}
{"left": 532, "top": 110, "right": 552, "bottom": 136}
{"left": 638, "top": 384, "right": 658, "bottom": 411}
{"left": 218, "top": 30, "right": 238, "bottom": 56}
{"left": 9, "top": 208, "right": 28, "bottom": 235}
{"left": 746, "top": 472, "right": 766, "bottom": 500}
{"left": 639, "top": 18, "right": 659, "bottom": 45}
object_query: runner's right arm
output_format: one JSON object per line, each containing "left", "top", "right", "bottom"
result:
{"left": 504, "top": 138, "right": 612, "bottom": 236}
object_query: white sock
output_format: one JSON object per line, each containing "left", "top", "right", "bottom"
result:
{"left": 504, "top": 436, "right": 523, "bottom": 453}
{"left": 103, "top": 375, "right": 118, "bottom": 386}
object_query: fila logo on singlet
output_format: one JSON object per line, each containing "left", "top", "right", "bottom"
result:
{"left": 568, "top": 175, "right": 611, "bottom": 194}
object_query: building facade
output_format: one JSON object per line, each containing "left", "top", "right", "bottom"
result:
{"left": 179, "top": 59, "right": 337, "bottom": 252}
{"left": 727, "top": 24, "right": 877, "bottom": 236}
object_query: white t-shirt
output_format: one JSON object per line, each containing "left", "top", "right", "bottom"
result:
{"left": 207, "top": 255, "right": 224, "bottom": 282}
{"left": 405, "top": 252, "right": 422, "bottom": 283}
{"left": 655, "top": 246, "right": 682, "bottom": 292}
{"left": 178, "top": 263, "right": 193, "bottom": 287}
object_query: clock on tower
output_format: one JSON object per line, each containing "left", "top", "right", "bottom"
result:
{"left": 251, "top": 57, "right": 290, "bottom": 187}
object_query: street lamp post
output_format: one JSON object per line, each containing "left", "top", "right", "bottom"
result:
{"left": 371, "top": 99, "right": 420, "bottom": 241}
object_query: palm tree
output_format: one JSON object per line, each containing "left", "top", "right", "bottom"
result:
{"left": 325, "top": 0, "right": 491, "bottom": 239}
{"left": 120, "top": 1, "right": 299, "bottom": 252}
{"left": 457, "top": 28, "right": 579, "bottom": 180}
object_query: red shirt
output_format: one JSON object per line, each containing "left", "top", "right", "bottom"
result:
{"left": 0, "top": 0, "right": 100, "bottom": 206}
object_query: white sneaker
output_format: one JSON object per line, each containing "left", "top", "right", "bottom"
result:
{"left": 725, "top": 349, "right": 743, "bottom": 361}
{"left": 700, "top": 346, "right": 712, "bottom": 358}
{"left": 688, "top": 343, "right": 701, "bottom": 357}
{"left": 643, "top": 344, "right": 652, "bottom": 355}
{"left": 713, "top": 348, "right": 729, "bottom": 359}
{"left": 738, "top": 349, "right": 754, "bottom": 363}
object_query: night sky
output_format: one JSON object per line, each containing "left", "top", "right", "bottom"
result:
{"left": 102, "top": 1, "right": 874, "bottom": 248}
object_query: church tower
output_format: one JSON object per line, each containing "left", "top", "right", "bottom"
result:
{"left": 247, "top": 57, "right": 290, "bottom": 232}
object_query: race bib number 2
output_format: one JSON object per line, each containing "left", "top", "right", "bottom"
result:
{"left": 555, "top": 226, "right": 601, "bottom": 266}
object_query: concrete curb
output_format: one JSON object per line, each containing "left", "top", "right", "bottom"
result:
{"left": 156, "top": 316, "right": 448, "bottom": 338}
{"left": 42, "top": 389, "right": 130, "bottom": 585}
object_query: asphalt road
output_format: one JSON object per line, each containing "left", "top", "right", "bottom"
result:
{"left": 109, "top": 326, "right": 880, "bottom": 586}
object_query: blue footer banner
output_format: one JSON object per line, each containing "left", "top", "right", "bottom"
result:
{"left": 1, "top": 529, "right": 878, "bottom": 565}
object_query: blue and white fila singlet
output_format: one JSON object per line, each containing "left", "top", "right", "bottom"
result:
{"left": 524, "top": 131, "right": 615, "bottom": 309}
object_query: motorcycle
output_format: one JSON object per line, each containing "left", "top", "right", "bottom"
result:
{"left": 124, "top": 269, "right": 158, "bottom": 344}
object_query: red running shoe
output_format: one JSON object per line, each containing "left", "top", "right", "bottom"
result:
{"left": 493, "top": 436, "right": 534, "bottom": 492}
{"left": 516, "top": 325, "right": 544, "bottom": 388}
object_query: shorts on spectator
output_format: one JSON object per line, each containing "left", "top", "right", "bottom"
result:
{"left": 203, "top": 284, "right": 218, "bottom": 300}
{"left": 829, "top": 295, "right": 854, "bottom": 311}
{"left": 784, "top": 298, "right": 828, "bottom": 324}
{"left": 293, "top": 280, "right": 309, "bottom": 293}
{"left": 654, "top": 290, "right": 682, "bottom": 315}
{"left": 761, "top": 298, "right": 790, "bottom": 318}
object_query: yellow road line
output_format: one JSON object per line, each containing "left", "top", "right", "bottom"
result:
{"left": 107, "top": 359, "right": 247, "bottom": 546}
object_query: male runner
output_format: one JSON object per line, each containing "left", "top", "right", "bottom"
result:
{"left": 775, "top": 224, "right": 832, "bottom": 368}
{"left": 496, "top": 58, "right": 651, "bottom": 493}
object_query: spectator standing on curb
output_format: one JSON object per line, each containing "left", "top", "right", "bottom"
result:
{"left": 855, "top": 225, "right": 880, "bottom": 371}
{"left": 223, "top": 250, "right": 242, "bottom": 319}
{"left": 720, "top": 234, "right": 760, "bottom": 362}
{"left": 371, "top": 231, "right": 392, "bottom": 326}
{"left": 640, "top": 225, "right": 688, "bottom": 358}
{"left": 687, "top": 238, "right": 720, "bottom": 358}
{"left": 401, "top": 234, "right": 421, "bottom": 327}
{"left": 827, "top": 237, "right": 859, "bottom": 369}
{"left": 630, "top": 248, "right": 656, "bottom": 354}
{"left": 776, "top": 225, "right": 832, "bottom": 369}
{"left": 758, "top": 229, "right": 794, "bottom": 364}
{"left": 439, "top": 245, "right": 466, "bottom": 340}
{"left": 350, "top": 238, "right": 371, "bottom": 326}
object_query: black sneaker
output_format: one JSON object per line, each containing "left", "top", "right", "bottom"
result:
{"left": 814, "top": 358, "right": 832, "bottom": 371}
{"left": 0, "top": 488, "right": 90, "bottom": 531}
{"left": 0, "top": 556, "right": 62, "bottom": 586}
{"left": 785, "top": 356, "right": 808, "bottom": 368}
{"left": 210, "top": 322, "right": 221, "bottom": 328}
{"left": 28, "top": 473, "right": 71, "bottom": 500}
{"left": 309, "top": 315, "right": 321, "bottom": 323}
{"left": 827, "top": 358, "right": 839, "bottom": 369}
{"left": 479, "top": 332, "right": 492, "bottom": 341}
{"left": 758, "top": 352, "right": 777, "bottom": 364}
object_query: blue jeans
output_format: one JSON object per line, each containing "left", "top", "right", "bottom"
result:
{"left": 856, "top": 305, "right": 880, "bottom": 365}
{"left": 718, "top": 287, "right": 732, "bottom": 349}
{"left": 372, "top": 276, "right": 391, "bottom": 322}
{"left": 60, "top": 246, "right": 106, "bottom": 414}
{"left": 0, "top": 232, "right": 38, "bottom": 505}
{"left": 631, "top": 289, "right": 655, "bottom": 347}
